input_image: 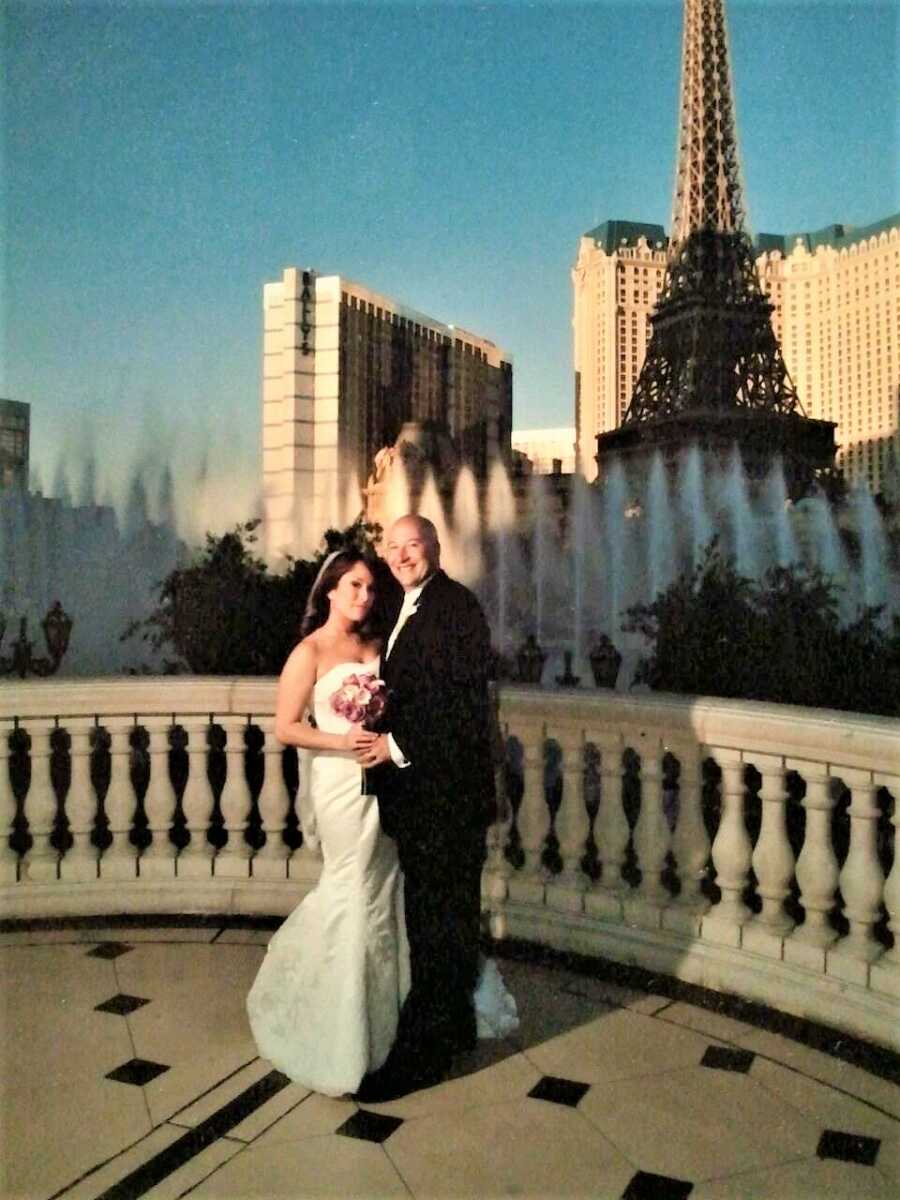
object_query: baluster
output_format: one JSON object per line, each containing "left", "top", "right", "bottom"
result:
{"left": 830, "top": 768, "right": 884, "bottom": 979}
{"left": 746, "top": 754, "right": 795, "bottom": 949}
{"left": 99, "top": 719, "right": 139, "bottom": 880}
{"left": 59, "top": 719, "right": 99, "bottom": 881}
{"left": 506, "top": 722, "right": 549, "bottom": 906}
{"left": 704, "top": 750, "right": 752, "bottom": 945}
{"left": 483, "top": 740, "right": 514, "bottom": 940}
{"left": 546, "top": 726, "right": 589, "bottom": 912}
{"left": 215, "top": 716, "right": 252, "bottom": 877}
{"left": 140, "top": 717, "right": 177, "bottom": 878}
{"left": 0, "top": 724, "right": 18, "bottom": 881}
{"left": 23, "top": 721, "right": 59, "bottom": 882}
{"left": 785, "top": 763, "right": 839, "bottom": 970}
{"left": 177, "top": 719, "right": 216, "bottom": 878}
{"left": 872, "top": 774, "right": 900, "bottom": 996}
{"left": 289, "top": 746, "right": 322, "bottom": 886}
{"left": 628, "top": 740, "right": 670, "bottom": 926}
{"left": 253, "top": 720, "right": 291, "bottom": 880}
{"left": 586, "top": 732, "right": 629, "bottom": 920}
{"left": 666, "top": 743, "right": 710, "bottom": 931}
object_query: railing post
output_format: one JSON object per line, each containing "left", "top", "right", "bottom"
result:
{"left": 0, "top": 723, "right": 18, "bottom": 882}
{"left": 253, "top": 720, "right": 291, "bottom": 880}
{"left": 585, "top": 732, "right": 629, "bottom": 921}
{"left": 506, "top": 721, "right": 548, "bottom": 906}
{"left": 703, "top": 749, "right": 752, "bottom": 945}
{"left": 59, "top": 719, "right": 100, "bottom": 882}
{"left": 140, "top": 717, "right": 177, "bottom": 879}
{"left": 626, "top": 739, "right": 670, "bottom": 928}
{"left": 872, "top": 772, "right": 900, "bottom": 999}
{"left": 829, "top": 767, "right": 884, "bottom": 983}
{"left": 664, "top": 742, "right": 709, "bottom": 934}
{"left": 546, "top": 725, "right": 588, "bottom": 913}
{"left": 744, "top": 753, "right": 794, "bottom": 955}
{"left": 214, "top": 716, "right": 252, "bottom": 878}
{"left": 177, "top": 719, "right": 216, "bottom": 879}
{"left": 784, "top": 763, "right": 839, "bottom": 971}
{"left": 22, "top": 721, "right": 58, "bottom": 882}
{"left": 99, "top": 718, "right": 139, "bottom": 881}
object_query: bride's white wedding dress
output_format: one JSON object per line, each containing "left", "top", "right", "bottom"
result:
{"left": 247, "top": 659, "right": 518, "bottom": 1098}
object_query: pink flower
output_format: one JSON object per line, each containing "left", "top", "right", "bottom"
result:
{"left": 331, "top": 671, "right": 387, "bottom": 728}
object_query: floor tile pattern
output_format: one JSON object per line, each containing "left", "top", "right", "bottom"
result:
{"left": 95, "top": 993, "right": 150, "bottom": 1016}
{"left": 817, "top": 1128, "right": 882, "bottom": 1166}
{"left": 2, "top": 919, "right": 898, "bottom": 1200}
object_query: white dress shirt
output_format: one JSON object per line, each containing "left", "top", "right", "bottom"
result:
{"left": 385, "top": 576, "right": 431, "bottom": 767}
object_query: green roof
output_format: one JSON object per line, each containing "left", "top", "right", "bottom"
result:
{"left": 586, "top": 213, "right": 899, "bottom": 256}
{"left": 585, "top": 220, "right": 668, "bottom": 253}
{"left": 754, "top": 212, "right": 900, "bottom": 254}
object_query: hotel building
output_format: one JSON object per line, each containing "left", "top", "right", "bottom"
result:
{"left": 0, "top": 399, "right": 30, "bottom": 491}
{"left": 263, "top": 269, "right": 512, "bottom": 559}
{"left": 573, "top": 214, "right": 900, "bottom": 491}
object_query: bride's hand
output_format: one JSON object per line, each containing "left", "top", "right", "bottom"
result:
{"left": 342, "top": 725, "right": 377, "bottom": 751}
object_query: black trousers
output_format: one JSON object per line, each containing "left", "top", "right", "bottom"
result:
{"left": 391, "top": 823, "right": 485, "bottom": 1066}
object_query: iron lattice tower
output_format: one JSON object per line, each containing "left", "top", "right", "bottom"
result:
{"left": 599, "top": 0, "right": 834, "bottom": 488}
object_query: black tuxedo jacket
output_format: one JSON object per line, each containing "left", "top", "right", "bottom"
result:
{"left": 371, "top": 570, "right": 496, "bottom": 847}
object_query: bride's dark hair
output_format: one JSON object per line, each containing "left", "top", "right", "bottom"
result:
{"left": 299, "top": 548, "right": 381, "bottom": 640}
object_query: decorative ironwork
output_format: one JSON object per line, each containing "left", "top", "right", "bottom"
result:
{"left": 624, "top": 227, "right": 803, "bottom": 424}
{"left": 0, "top": 601, "right": 73, "bottom": 679}
{"left": 670, "top": 0, "right": 745, "bottom": 246}
{"left": 599, "top": 0, "right": 835, "bottom": 490}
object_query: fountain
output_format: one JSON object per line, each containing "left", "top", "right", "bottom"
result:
{"left": 369, "top": 445, "right": 899, "bottom": 690}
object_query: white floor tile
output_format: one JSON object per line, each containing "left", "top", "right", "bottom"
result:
{"left": 524, "top": 1005, "right": 721, "bottom": 1085}
{"left": 692, "top": 1155, "right": 899, "bottom": 1199}
{"left": 386, "top": 1096, "right": 635, "bottom": 1198}
{"left": 187, "top": 1134, "right": 409, "bottom": 1198}
{"left": 579, "top": 1062, "right": 821, "bottom": 1182}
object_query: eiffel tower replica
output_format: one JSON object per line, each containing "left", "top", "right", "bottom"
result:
{"left": 595, "top": 0, "right": 835, "bottom": 495}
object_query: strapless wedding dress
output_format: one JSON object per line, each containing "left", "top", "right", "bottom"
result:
{"left": 247, "top": 660, "right": 518, "bottom": 1097}
{"left": 247, "top": 661, "right": 408, "bottom": 1096}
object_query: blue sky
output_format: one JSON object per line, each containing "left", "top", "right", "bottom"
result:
{"left": 3, "top": 0, "right": 897, "bottom": 526}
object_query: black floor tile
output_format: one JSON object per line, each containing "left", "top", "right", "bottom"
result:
{"left": 528, "top": 1074, "right": 591, "bottom": 1107}
{"left": 337, "top": 1109, "right": 404, "bottom": 1144}
{"left": 105, "top": 1058, "right": 170, "bottom": 1086}
{"left": 700, "top": 1045, "right": 755, "bottom": 1074}
{"left": 95, "top": 993, "right": 150, "bottom": 1016}
{"left": 622, "top": 1169, "right": 693, "bottom": 1199}
{"left": 817, "top": 1128, "right": 881, "bottom": 1166}
{"left": 87, "top": 942, "right": 134, "bottom": 960}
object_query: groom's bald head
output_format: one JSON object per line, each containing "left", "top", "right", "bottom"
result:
{"left": 386, "top": 514, "right": 440, "bottom": 590}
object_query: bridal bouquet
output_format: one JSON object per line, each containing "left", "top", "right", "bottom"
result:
{"left": 331, "top": 672, "right": 387, "bottom": 796}
{"left": 330, "top": 672, "right": 387, "bottom": 728}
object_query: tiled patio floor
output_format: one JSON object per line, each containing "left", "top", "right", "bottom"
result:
{"left": 2, "top": 921, "right": 898, "bottom": 1199}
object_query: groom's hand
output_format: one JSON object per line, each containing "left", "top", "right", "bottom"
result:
{"left": 357, "top": 734, "right": 392, "bottom": 768}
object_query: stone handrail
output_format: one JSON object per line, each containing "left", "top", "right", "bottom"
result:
{"left": 1, "top": 678, "right": 898, "bottom": 1050}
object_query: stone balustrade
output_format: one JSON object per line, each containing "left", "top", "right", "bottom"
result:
{"left": 2, "top": 678, "right": 898, "bottom": 1049}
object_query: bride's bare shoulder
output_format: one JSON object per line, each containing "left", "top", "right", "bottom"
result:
{"left": 281, "top": 634, "right": 319, "bottom": 679}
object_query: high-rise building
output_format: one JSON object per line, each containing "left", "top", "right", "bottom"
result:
{"left": 573, "top": 213, "right": 900, "bottom": 489}
{"left": 263, "top": 269, "right": 512, "bottom": 559}
{"left": 0, "top": 399, "right": 30, "bottom": 491}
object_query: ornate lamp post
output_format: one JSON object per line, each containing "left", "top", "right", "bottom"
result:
{"left": 0, "top": 602, "right": 73, "bottom": 679}
{"left": 515, "top": 634, "right": 546, "bottom": 685}
{"left": 588, "top": 633, "right": 622, "bottom": 689}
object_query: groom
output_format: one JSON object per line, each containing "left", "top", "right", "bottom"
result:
{"left": 356, "top": 513, "right": 496, "bottom": 1102}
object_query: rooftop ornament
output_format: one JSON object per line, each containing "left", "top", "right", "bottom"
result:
{"left": 0, "top": 601, "right": 73, "bottom": 679}
{"left": 555, "top": 649, "right": 581, "bottom": 689}
{"left": 515, "top": 634, "right": 546, "bottom": 685}
{"left": 588, "top": 633, "right": 622, "bottom": 689}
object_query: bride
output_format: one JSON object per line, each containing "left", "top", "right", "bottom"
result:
{"left": 247, "top": 547, "right": 517, "bottom": 1098}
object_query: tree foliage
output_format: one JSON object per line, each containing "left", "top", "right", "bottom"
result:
{"left": 122, "top": 518, "right": 382, "bottom": 675}
{"left": 623, "top": 542, "right": 900, "bottom": 716}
